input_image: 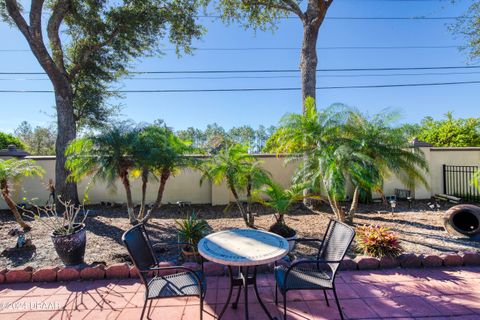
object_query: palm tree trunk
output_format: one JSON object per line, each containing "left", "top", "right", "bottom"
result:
{"left": 154, "top": 169, "right": 171, "bottom": 209}
{"left": 138, "top": 168, "right": 148, "bottom": 219}
{"left": 349, "top": 186, "right": 360, "bottom": 214}
{"left": 230, "top": 186, "right": 252, "bottom": 227}
{"left": 246, "top": 180, "right": 254, "bottom": 226}
{"left": 120, "top": 173, "right": 136, "bottom": 224}
{"left": 1, "top": 181, "right": 31, "bottom": 231}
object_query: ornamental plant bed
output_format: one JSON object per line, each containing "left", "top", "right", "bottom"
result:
{"left": 0, "top": 200, "right": 479, "bottom": 269}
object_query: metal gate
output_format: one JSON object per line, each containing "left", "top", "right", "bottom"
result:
{"left": 443, "top": 165, "right": 480, "bottom": 202}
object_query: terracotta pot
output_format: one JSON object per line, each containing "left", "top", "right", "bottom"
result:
{"left": 51, "top": 223, "right": 86, "bottom": 266}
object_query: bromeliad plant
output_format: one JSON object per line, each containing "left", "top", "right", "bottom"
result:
{"left": 355, "top": 225, "right": 403, "bottom": 258}
{"left": 0, "top": 158, "right": 44, "bottom": 231}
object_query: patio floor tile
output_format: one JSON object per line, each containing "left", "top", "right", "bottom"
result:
{"left": 0, "top": 267, "right": 478, "bottom": 319}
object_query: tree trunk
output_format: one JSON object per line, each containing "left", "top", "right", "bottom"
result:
{"left": 54, "top": 91, "right": 79, "bottom": 205}
{"left": 120, "top": 173, "right": 136, "bottom": 224}
{"left": 300, "top": 21, "right": 320, "bottom": 112}
{"left": 139, "top": 168, "right": 149, "bottom": 219}
{"left": 349, "top": 186, "right": 360, "bottom": 214}
{"left": 246, "top": 179, "right": 254, "bottom": 225}
{"left": 230, "top": 186, "right": 253, "bottom": 227}
{"left": 1, "top": 181, "right": 31, "bottom": 231}
{"left": 154, "top": 169, "right": 171, "bottom": 209}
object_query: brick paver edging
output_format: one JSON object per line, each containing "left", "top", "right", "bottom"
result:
{"left": 1, "top": 251, "right": 479, "bottom": 284}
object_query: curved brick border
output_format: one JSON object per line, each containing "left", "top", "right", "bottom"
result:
{"left": 0, "top": 251, "right": 479, "bottom": 284}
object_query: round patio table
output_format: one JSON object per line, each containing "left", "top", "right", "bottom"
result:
{"left": 198, "top": 229, "right": 289, "bottom": 320}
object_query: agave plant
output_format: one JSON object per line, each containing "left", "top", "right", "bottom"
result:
{"left": 0, "top": 158, "right": 44, "bottom": 231}
{"left": 175, "top": 212, "right": 209, "bottom": 250}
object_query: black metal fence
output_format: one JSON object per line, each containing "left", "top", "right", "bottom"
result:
{"left": 443, "top": 165, "right": 480, "bottom": 202}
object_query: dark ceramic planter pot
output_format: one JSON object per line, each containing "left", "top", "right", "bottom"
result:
{"left": 51, "top": 223, "right": 86, "bottom": 266}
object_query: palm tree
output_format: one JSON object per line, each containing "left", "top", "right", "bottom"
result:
{"left": 254, "top": 179, "right": 304, "bottom": 237}
{"left": 66, "top": 124, "right": 141, "bottom": 224}
{"left": 270, "top": 98, "right": 429, "bottom": 223}
{"left": 0, "top": 159, "right": 44, "bottom": 230}
{"left": 134, "top": 125, "right": 195, "bottom": 218}
{"left": 200, "top": 143, "right": 269, "bottom": 227}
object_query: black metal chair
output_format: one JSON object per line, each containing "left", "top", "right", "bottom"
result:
{"left": 122, "top": 224, "right": 206, "bottom": 320}
{"left": 274, "top": 219, "right": 355, "bottom": 320}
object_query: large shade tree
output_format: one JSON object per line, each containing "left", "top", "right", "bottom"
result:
{"left": 203, "top": 0, "right": 333, "bottom": 111}
{"left": 1, "top": 0, "right": 203, "bottom": 204}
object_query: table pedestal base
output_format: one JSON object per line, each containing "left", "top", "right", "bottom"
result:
{"left": 217, "top": 266, "right": 277, "bottom": 320}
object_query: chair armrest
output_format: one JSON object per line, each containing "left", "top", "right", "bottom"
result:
{"left": 295, "top": 238, "right": 323, "bottom": 243}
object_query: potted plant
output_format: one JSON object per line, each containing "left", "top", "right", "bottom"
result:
{"left": 175, "top": 212, "right": 209, "bottom": 257}
{"left": 22, "top": 199, "right": 88, "bottom": 265}
{"left": 255, "top": 179, "right": 304, "bottom": 251}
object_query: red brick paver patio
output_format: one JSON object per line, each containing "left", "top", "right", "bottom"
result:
{"left": 1, "top": 267, "right": 479, "bottom": 319}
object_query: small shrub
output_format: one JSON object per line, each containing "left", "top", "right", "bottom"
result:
{"left": 175, "top": 212, "right": 209, "bottom": 251}
{"left": 356, "top": 225, "right": 403, "bottom": 258}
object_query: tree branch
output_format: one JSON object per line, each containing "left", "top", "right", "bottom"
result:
{"left": 29, "top": 0, "right": 45, "bottom": 40}
{"left": 242, "top": 0, "right": 304, "bottom": 20}
{"left": 47, "top": 0, "right": 70, "bottom": 74}
{"left": 69, "top": 26, "right": 121, "bottom": 80}
{"left": 5, "top": 0, "right": 30, "bottom": 38}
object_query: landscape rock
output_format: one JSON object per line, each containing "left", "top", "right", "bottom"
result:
{"left": 421, "top": 255, "right": 443, "bottom": 268}
{"left": 398, "top": 253, "right": 421, "bottom": 268}
{"left": 379, "top": 256, "right": 399, "bottom": 269}
{"left": 355, "top": 256, "right": 380, "bottom": 270}
{"left": 32, "top": 266, "right": 59, "bottom": 282}
{"left": 339, "top": 258, "right": 358, "bottom": 271}
{"left": 442, "top": 253, "right": 463, "bottom": 267}
{"left": 460, "top": 251, "right": 480, "bottom": 266}
{"left": 80, "top": 265, "right": 105, "bottom": 280}
{"left": 105, "top": 263, "right": 130, "bottom": 279}
{"left": 6, "top": 266, "right": 33, "bottom": 283}
{"left": 57, "top": 267, "right": 80, "bottom": 282}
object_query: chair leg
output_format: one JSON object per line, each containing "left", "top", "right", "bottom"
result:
{"left": 323, "top": 290, "right": 330, "bottom": 307}
{"left": 140, "top": 299, "right": 148, "bottom": 320}
{"left": 200, "top": 295, "right": 204, "bottom": 320}
{"left": 283, "top": 291, "right": 287, "bottom": 320}
{"left": 146, "top": 300, "right": 153, "bottom": 319}
{"left": 332, "top": 287, "right": 344, "bottom": 320}
{"left": 275, "top": 283, "right": 278, "bottom": 305}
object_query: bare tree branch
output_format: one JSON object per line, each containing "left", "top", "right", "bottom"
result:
{"left": 242, "top": 0, "right": 304, "bottom": 19}
{"left": 29, "top": 0, "right": 44, "bottom": 40}
{"left": 47, "top": 0, "right": 71, "bottom": 74}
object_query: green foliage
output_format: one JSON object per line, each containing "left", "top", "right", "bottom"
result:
{"left": 176, "top": 124, "right": 276, "bottom": 153}
{"left": 269, "top": 97, "right": 428, "bottom": 222}
{"left": 175, "top": 212, "right": 209, "bottom": 248}
{"left": 0, "top": 131, "right": 26, "bottom": 150}
{"left": 452, "top": 1, "right": 480, "bottom": 60}
{"left": 14, "top": 121, "right": 56, "bottom": 156}
{"left": 356, "top": 225, "right": 403, "bottom": 258}
{"left": 66, "top": 124, "right": 138, "bottom": 189}
{"left": 254, "top": 179, "right": 303, "bottom": 219}
{"left": 414, "top": 112, "right": 480, "bottom": 147}
{"left": 0, "top": 158, "right": 44, "bottom": 185}
{"left": 200, "top": 143, "right": 269, "bottom": 227}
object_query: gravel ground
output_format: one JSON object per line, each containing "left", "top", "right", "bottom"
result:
{"left": 1, "top": 200, "right": 479, "bottom": 269}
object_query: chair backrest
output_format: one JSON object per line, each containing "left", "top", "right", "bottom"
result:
{"left": 317, "top": 219, "right": 355, "bottom": 274}
{"left": 122, "top": 224, "right": 157, "bottom": 284}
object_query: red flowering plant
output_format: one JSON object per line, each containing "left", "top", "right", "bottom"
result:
{"left": 355, "top": 225, "right": 403, "bottom": 258}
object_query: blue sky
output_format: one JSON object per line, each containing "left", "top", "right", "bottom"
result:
{"left": 0, "top": 0, "right": 478, "bottom": 133}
